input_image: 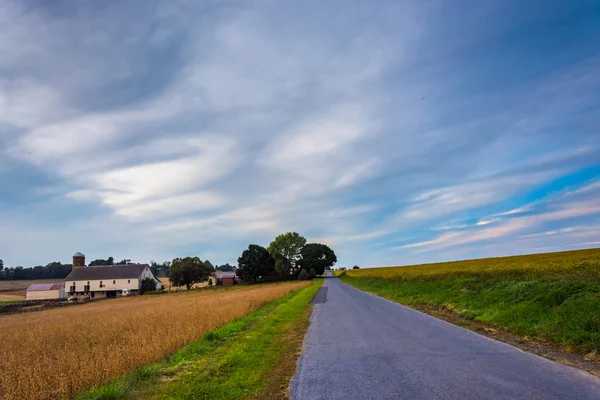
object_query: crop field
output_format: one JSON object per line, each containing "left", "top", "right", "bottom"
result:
{"left": 159, "top": 277, "right": 211, "bottom": 291}
{"left": 340, "top": 248, "right": 600, "bottom": 354}
{"left": 0, "top": 281, "right": 309, "bottom": 400}
{"left": 0, "top": 279, "right": 63, "bottom": 300}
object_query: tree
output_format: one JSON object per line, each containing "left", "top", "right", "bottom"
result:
{"left": 89, "top": 257, "right": 114, "bottom": 266}
{"left": 140, "top": 278, "right": 157, "bottom": 294}
{"left": 0, "top": 259, "right": 3, "bottom": 274}
{"left": 353, "top": 265, "right": 360, "bottom": 270}
{"left": 300, "top": 243, "right": 337, "bottom": 275}
{"left": 308, "top": 268, "right": 317, "bottom": 279}
{"left": 274, "top": 256, "right": 292, "bottom": 277}
{"left": 117, "top": 258, "right": 131, "bottom": 265}
{"left": 298, "top": 269, "right": 309, "bottom": 281}
{"left": 268, "top": 232, "right": 307, "bottom": 276}
{"left": 216, "top": 263, "right": 236, "bottom": 272}
{"left": 237, "top": 244, "right": 275, "bottom": 282}
{"left": 170, "top": 257, "right": 214, "bottom": 290}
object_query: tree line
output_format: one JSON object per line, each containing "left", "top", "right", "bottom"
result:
{"left": 0, "top": 231, "right": 337, "bottom": 287}
{"left": 165, "top": 232, "right": 337, "bottom": 290}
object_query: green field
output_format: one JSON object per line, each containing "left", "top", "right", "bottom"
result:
{"left": 340, "top": 248, "right": 600, "bottom": 354}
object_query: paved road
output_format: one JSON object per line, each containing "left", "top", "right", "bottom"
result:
{"left": 290, "top": 276, "right": 600, "bottom": 400}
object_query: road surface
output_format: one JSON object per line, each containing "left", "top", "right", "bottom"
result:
{"left": 290, "top": 276, "right": 600, "bottom": 400}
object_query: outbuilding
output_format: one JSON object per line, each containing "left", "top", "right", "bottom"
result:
{"left": 26, "top": 283, "right": 66, "bottom": 301}
{"left": 215, "top": 273, "right": 237, "bottom": 286}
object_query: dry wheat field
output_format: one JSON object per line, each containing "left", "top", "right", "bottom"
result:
{"left": 0, "top": 282, "right": 308, "bottom": 400}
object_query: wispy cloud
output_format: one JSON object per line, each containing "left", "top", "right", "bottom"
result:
{"left": 0, "top": 0, "right": 599, "bottom": 267}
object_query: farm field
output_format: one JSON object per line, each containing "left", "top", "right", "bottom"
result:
{"left": 0, "top": 281, "right": 309, "bottom": 400}
{"left": 81, "top": 281, "right": 322, "bottom": 400}
{"left": 340, "top": 248, "right": 600, "bottom": 355}
{"left": 0, "top": 279, "right": 63, "bottom": 301}
{"left": 158, "top": 277, "right": 211, "bottom": 291}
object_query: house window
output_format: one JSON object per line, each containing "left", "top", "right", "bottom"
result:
{"left": 128, "top": 279, "right": 130, "bottom": 284}
{"left": 113, "top": 280, "right": 116, "bottom": 284}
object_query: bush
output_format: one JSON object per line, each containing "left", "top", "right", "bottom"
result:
{"left": 308, "top": 268, "right": 317, "bottom": 279}
{"left": 298, "top": 269, "right": 309, "bottom": 281}
{"left": 353, "top": 265, "right": 360, "bottom": 270}
{"left": 140, "top": 278, "right": 157, "bottom": 295}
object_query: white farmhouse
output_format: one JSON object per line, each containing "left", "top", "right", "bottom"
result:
{"left": 64, "top": 252, "right": 161, "bottom": 299}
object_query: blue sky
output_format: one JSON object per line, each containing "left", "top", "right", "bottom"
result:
{"left": 1, "top": 0, "right": 599, "bottom": 268}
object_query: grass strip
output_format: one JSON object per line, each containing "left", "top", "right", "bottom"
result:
{"left": 79, "top": 280, "right": 321, "bottom": 400}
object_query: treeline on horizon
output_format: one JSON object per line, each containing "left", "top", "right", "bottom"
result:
{"left": 0, "top": 231, "right": 334, "bottom": 282}
{"left": 0, "top": 256, "right": 238, "bottom": 281}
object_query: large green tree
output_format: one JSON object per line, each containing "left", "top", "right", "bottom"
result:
{"left": 237, "top": 244, "right": 275, "bottom": 282}
{"left": 300, "top": 243, "right": 337, "bottom": 275}
{"left": 267, "top": 232, "right": 307, "bottom": 276}
{"left": 170, "top": 257, "right": 215, "bottom": 290}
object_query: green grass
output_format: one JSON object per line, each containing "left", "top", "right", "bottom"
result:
{"left": 340, "top": 248, "right": 600, "bottom": 353}
{"left": 78, "top": 281, "right": 321, "bottom": 400}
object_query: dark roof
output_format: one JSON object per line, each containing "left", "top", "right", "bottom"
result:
{"left": 27, "top": 283, "right": 64, "bottom": 291}
{"left": 65, "top": 264, "right": 149, "bottom": 281}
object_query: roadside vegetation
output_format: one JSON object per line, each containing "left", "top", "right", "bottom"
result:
{"left": 340, "top": 248, "right": 600, "bottom": 355}
{"left": 0, "top": 282, "right": 309, "bottom": 400}
{"left": 80, "top": 281, "right": 322, "bottom": 400}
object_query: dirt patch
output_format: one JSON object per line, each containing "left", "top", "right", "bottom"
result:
{"left": 409, "top": 302, "right": 600, "bottom": 377}
{"left": 255, "top": 305, "right": 314, "bottom": 400}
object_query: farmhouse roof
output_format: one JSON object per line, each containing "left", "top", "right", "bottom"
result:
{"left": 27, "top": 283, "right": 64, "bottom": 291}
{"left": 215, "top": 273, "right": 236, "bottom": 279}
{"left": 65, "top": 264, "right": 149, "bottom": 281}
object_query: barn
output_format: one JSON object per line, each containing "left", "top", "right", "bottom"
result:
{"left": 215, "top": 273, "right": 237, "bottom": 286}
{"left": 26, "top": 283, "right": 66, "bottom": 301}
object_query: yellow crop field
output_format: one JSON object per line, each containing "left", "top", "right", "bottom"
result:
{"left": 0, "top": 282, "right": 308, "bottom": 400}
{"left": 343, "top": 248, "right": 600, "bottom": 280}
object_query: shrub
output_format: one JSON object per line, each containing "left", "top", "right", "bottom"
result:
{"left": 140, "top": 278, "right": 157, "bottom": 295}
{"left": 308, "top": 268, "right": 317, "bottom": 279}
{"left": 298, "top": 269, "right": 309, "bottom": 281}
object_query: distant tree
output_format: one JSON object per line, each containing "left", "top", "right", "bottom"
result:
{"left": 274, "top": 256, "right": 292, "bottom": 277}
{"left": 298, "top": 269, "right": 309, "bottom": 281}
{"left": 300, "top": 243, "right": 337, "bottom": 275}
{"left": 216, "top": 263, "right": 236, "bottom": 272}
{"left": 0, "top": 259, "right": 3, "bottom": 272}
{"left": 268, "top": 232, "right": 307, "bottom": 276}
{"left": 353, "top": 265, "right": 360, "bottom": 270}
{"left": 140, "top": 278, "right": 157, "bottom": 294}
{"left": 237, "top": 244, "right": 275, "bottom": 282}
{"left": 170, "top": 257, "right": 214, "bottom": 290}
{"left": 117, "top": 258, "right": 131, "bottom": 265}
{"left": 89, "top": 257, "right": 115, "bottom": 266}
{"left": 150, "top": 260, "right": 171, "bottom": 277}
{"left": 308, "top": 268, "right": 317, "bottom": 279}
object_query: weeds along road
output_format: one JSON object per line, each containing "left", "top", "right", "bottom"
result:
{"left": 290, "top": 275, "right": 600, "bottom": 400}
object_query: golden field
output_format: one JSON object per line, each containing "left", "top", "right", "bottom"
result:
{"left": 0, "top": 282, "right": 308, "bottom": 400}
{"left": 342, "top": 248, "right": 600, "bottom": 281}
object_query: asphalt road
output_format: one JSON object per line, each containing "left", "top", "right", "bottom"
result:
{"left": 290, "top": 276, "right": 600, "bottom": 400}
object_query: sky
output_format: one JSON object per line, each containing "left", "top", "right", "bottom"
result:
{"left": 1, "top": 0, "right": 599, "bottom": 268}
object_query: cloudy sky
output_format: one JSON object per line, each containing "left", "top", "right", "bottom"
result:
{"left": 1, "top": 0, "right": 599, "bottom": 268}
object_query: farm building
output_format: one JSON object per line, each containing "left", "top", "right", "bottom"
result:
{"left": 64, "top": 252, "right": 161, "bottom": 299}
{"left": 26, "top": 283, "right": 66, "bottom": 300}
{"left": 215, "top": 273, "right": 237, "bottom": 286}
